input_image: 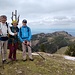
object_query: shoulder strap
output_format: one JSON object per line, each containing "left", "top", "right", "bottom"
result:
{"left": 20, "top": 28, "right": 22, "bottom": 37}
{"left": 6, "top": 22, "right": 8, "bottom": 28}
{"left": 27, "top": 27, "right": 30, "bottom": 36}
{"left": 10, "top": 27, "right": 12, "bottom": 30}
{"left": 27, "top": 27, "right": 29, "bottom": 32}
{"left": 6, "top": 22, "right": 9, "bottom": 33}
{"left": 16, "top": 27, "right": 19, "bottom": 32}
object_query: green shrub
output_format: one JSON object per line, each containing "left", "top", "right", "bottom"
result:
{"left": 65, "top": 44, "right": 75, "bottom": 56}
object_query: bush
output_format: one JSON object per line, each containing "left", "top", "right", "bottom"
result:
{"left": 40, "top": 44, "right": 46, "bottom": 52}
{"left": 65, "top": 44, "right": 75, "bottom": 56}
{"left": 52, "top": 35, "right": 70, "bottom": 49}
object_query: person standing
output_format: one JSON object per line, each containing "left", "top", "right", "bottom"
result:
{"left": 0, "top": 15, "right": 17, "bottom": 63}
{"left": 8, "top": 20, "right": 19, "bottom": 61}
{"left": 0, "top": 15, "right": 9, "bottom": 63}
{"left": 18, "top": 19, "right": 34, "bottom": 61}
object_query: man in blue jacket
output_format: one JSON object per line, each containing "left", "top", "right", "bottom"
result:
{"left": 18, "top": 19, "right": 34, "bottom": 61}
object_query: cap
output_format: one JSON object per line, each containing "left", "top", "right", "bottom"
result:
{"left": 22, "top": 19, "right": 27, "bottom": 23}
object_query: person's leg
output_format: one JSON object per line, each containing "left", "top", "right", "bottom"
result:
{"left": 0, "top": 41, "right": 2, "bottom": 55}
{"left": 0, "top": 41, "right": 4, "bottom": 60}
{"left": 1, "top": 41, "right": 7, "bottom": 63}
{"left": 27, "top": 42, "right": 33, "bottom": 60}
{"left": 1, "top": 41, "right": 5, "bottom": 61}
{"left": 13, "top": 48, "right": 16, "bottom": 60}
{"left": 8, "top": 44, "right": 13, "bottom": 60}
{"left": 28, "top": 46, "right": 33, "bottom": 59}
{"left": 22, "top": 43, "right": 27, "bottom": 60}
{"left": 13, "top": 43, "right": 18, "bottom": 60}
{"left": 0, "top": 41, "right": 5, "bottom": 63}
{"left": 3, "top": 41, "right": 8, "bottom": 60}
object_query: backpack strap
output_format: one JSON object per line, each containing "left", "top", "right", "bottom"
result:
{"left": 27, "top": 27, "right": 29, "bottom": 32}
{"left": 6, "top": 22, "right": 8, "bottom": 28}
{"left": 20, "top": 28, "right": 22, "bottom": 38}
{"left": 16, "top": 27, "right": 19, "bottom": 32}
{"left": 6, "top": 22, "right": 9, "bottom": 34}
{"left": 27, "top": 27, "right": 29, "bottom": 36}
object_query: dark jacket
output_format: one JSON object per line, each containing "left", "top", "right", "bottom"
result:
{"left": 8, "top": 26, "right": 19, "bottom": 44}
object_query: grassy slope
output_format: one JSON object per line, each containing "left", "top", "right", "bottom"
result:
{"left": 55, "top": 46, "right": 68, "bottom": 54}
{"left": 0, "top": 50, "right": 75, "bottom": 75}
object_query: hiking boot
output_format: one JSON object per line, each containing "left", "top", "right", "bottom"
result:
{"left": 2, "top": 60, "right": 7, "bottom": 64}
{"left": 9, "top": 58, "right": 13, "bottom": 61}
{"left": 22, "top": 59, "right": 27, "bottom": 62}
{"left": 29, "top": 58, "right": 34, "bottom": 61}
{"left": 12, "top": 59, "right": 17, "bottom": 61}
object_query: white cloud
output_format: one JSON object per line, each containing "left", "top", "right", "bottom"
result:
{"left": 0, "top": 0, "right": 75, "bottom": 30}
{"left": 28, "top": 16, "right": 75, "bottom": 29}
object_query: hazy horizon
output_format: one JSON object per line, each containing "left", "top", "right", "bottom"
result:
{"left": 31, "top": 28, "right": 75, "bottom": 36}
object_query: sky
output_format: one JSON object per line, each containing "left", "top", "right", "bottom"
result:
{"left": 0, "top": 0, "right": 75, "bottom": 34}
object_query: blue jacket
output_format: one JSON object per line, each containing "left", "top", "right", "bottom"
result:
{"left": 18, "top": 25, "right": 32, "bottom": 42}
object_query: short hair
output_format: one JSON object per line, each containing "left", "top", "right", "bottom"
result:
{"left": 1, "top": 15, "right": 7, "bottom": 19}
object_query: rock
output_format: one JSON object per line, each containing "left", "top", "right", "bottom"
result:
{"left": 16, "top": 69, "right": 22, "bottom": 74}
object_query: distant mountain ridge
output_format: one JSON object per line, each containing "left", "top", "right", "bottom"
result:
{"left": 31, "top": 31, "right": 75, "bottom": 53}
{"left": 32, "top": 31, "right": 73, "bottom": 40}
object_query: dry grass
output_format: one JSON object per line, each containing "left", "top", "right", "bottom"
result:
{"left": 0, "top": 50, "right": 75, "bottom": 75}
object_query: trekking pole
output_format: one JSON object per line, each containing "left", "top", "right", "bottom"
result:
{"left": 28, "top": 45, "right": 45, "bottom": 60}
{"left": 24, "top": 41, "right": 45, "bottom": 60}
{"left": 1, "top": 42, "right": 4, "bottom": 69}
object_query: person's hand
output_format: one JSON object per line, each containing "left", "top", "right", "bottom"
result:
{"left": 23, "top": 41, "right": 30, "bottom": 46}
{"left": 23, "top": 41, "right": 25, "bottom": 44}
{"left": 14, "top": 32, "right": 17, "bottom": 36}
{"left": 27, "top": 41, "right": 30, "bottom": 46}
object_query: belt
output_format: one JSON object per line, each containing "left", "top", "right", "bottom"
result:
{"left": 0, "top": 37, "right": 8, "bottom": 41}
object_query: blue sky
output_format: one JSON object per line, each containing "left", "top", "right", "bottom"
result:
{"left": 0, "top": 0, "right": 75, "bottom": 30}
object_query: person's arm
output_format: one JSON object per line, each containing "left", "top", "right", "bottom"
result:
{"left": 0, "top": 29, "right": 2, "bottom": 35}
{"left": 0, "top": 23, "right": 2, "bottom": 35}
{"left": 27, "top": 27, "right": 32, "bottom": 41}
{"left": 18, "top": 28, "right": 23, "bottom": 43}
{"left": 8, "top": 26, "right": 17, "bottom": 36}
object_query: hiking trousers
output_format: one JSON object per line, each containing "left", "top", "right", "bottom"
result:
{"left": 22, "top": 42, "right": 33, "bottom": 60}
{"left": 0, "top": 40, "right": 8, "bottom": 60}
{"left": 8, "top": 43, "right": 18, "bottom": 60}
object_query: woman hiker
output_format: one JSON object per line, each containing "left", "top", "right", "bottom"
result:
{"left": 8, "top": 20, "right": 19, "bottom": 61}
